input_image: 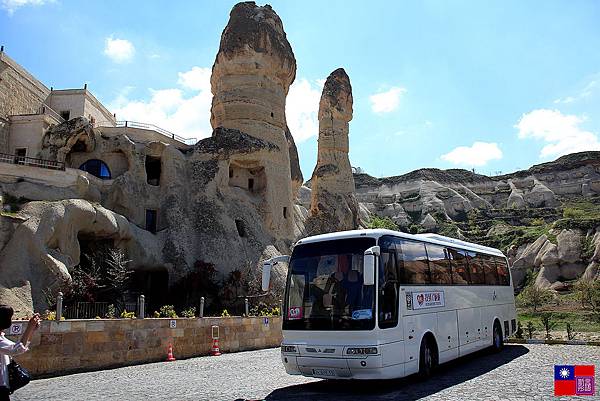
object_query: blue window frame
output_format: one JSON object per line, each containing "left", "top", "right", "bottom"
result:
{"left": 79, "top": 159, "right": 111, "bottom": 180}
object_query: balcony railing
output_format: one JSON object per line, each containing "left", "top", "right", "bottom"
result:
{"left": 110, "top": 120, "right": 197, "bottom": 145}
{"left": 38, "top": 105, "right": 65, "bottom": 123}
{"left": 0, "top": 153, "right": 65, "bottom": 171}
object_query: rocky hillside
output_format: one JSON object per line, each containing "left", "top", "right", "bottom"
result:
{"left": 353, "top": 151, "right": 600, "bottom": 291}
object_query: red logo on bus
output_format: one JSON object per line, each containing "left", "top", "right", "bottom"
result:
{"left": 288, "top": 307, "right": 303, "bottom": 320}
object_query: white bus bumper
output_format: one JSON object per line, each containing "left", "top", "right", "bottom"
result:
{"left": 281, "top": 351, "right": 403, "bottom": 380}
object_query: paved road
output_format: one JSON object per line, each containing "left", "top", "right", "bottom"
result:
{"left": 12, "top": 344, "right": 600, "bottom": 401}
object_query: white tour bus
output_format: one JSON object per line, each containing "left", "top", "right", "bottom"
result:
{"left": 262, "top": 229, "right": 517, "bottom": 380}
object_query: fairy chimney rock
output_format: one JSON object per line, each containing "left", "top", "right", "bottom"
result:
{"left": 210, "top": 1, "right": 297, "bottom": 240}
{"left": 306, "top": 68, "right": 359, "bottom": 235}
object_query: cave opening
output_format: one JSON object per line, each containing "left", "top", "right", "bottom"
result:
{"left": 145, "top": 156, "right": 161, "bottom": 186}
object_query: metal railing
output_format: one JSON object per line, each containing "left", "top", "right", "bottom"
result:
{"left": 63, "top": 301, "right": 139, "bottom": 319}
{"left": 38, "top": 105, "right": 65, "bottom": 123}
{"left": 113, "top": 120, "right": 197, "bottom": 145}
{"left": 0, "top": 152, "right": 65, "bottom": 171}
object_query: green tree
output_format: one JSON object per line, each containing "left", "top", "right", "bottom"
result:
{"left": 574, "top": 280, "right": 594, "bottom": 308}
{"left": 103, "top": 248, "right": 132, "bottom": 304}
{"left": 368, "top": 216, "right": 399, "bottom": 230}
{"left": 518, "top": 285, "right": 553, "bottom": 312}
{"left": 540, "top": 313, "right": 557, "bottom": 340}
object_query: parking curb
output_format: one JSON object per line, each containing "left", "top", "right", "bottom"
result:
{"left": 506, "top": 338, "right": 600, "bottom": 346}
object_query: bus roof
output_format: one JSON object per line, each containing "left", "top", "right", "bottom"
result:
{"left": 295, "top": 229, "right": 505, "bottom": 257}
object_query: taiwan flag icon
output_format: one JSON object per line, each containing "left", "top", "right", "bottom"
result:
{"left": 554, "top": 365, "right": 595, "bottom": 396}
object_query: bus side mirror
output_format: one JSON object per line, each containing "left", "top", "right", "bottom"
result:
{"left": 262, "top": 262, "right": 272, "bottom": 292}
{"left": 261, "top": 255, "right": 290, "bottom": 292}
{"left": 364, "top": 246, "right": 380, "bottom": 286}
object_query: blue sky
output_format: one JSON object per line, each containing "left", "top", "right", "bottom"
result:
{"left": 2, "top": 0, "right": 600, "bottom": 179}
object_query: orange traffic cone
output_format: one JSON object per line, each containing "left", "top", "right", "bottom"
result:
{"left": 166, "top": 343, "right": 176, "bottom": 361}
{"left": 211, "top": 338, "right": 221, "bottom": 356}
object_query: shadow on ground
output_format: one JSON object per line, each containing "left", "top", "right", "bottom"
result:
{"left": 264, "top": 345, "right": 529, "bottom": 401}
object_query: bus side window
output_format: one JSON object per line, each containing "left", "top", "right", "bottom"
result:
{"left": 494, "top": 256, "right": 510, "bottom": 286}
{"left": 466, "top": 252, "right": 485, "bottom": 284}
{"left": 482, "top": 255, "right": 500, "bottom": 285}
{"left": 378, "top": 236, "right": 399, "bottom": 328}
{"left": 425, "top": 244, "right": 452, "bottom": 285}
{"left": 400, "top": 240, "right": 431, "bottom": 284}
{"left": 448, "top": 248, "right": 470, "bottom": 285}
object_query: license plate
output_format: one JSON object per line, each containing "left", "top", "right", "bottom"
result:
{"left": 312, "top": 368, "right": 336, "bottom": 377}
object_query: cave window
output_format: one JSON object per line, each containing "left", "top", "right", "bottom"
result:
{"left": 145, "top": 156, "right": 161, "bottom": 186}
{"left": 60, "top": 110, "right": 70, "bottom": 121}
{"left": 146, "top": 209, "right": 157, "bottom": 234}
{"left": 235, "top": 219, "right": 246, "bottom": 237}
{"left": 270, "top": 112, "right": 274, "bottom": 118}
{"left": 283, "top": 207, "right": 288, "bottom": 219}
{"left": 248, "top": 178, "right": 254, "bottom": 191}
{"left": 71, "top": 139, "right": 87, "bottom": 152}
{"left": 229, "top": 167, "right": 233, "bottom": 178}
{"left": 79, "top": 159, "right": 111, "bottom": 180}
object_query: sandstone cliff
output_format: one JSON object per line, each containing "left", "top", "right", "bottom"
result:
{"left": 211, "top": 1, "right": 298, "bottom": 241}
{"left": 356, "top": 151, "right": 600, "bottom": 290}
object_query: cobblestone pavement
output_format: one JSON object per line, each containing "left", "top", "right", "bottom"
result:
{"left": 12, "top": 344, "right": 600, "bottom": 401}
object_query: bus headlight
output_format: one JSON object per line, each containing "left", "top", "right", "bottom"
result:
{"left": 281, "top": 345, "right": 297, "bottom": 353}
{"left": 346, "top": 347, "right": 378, "bottom": 355}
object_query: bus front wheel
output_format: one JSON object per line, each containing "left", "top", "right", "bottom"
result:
{"left": 492, "top": 320, "right": 504, "bottom": 352}
{"left": 418, "top": 336, "right": 438, "bottom": 379}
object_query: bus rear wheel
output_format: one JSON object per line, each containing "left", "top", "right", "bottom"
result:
{"left": 492, "top": 321, "right": 504, "bottom": 353}
{"left": 418, "top": 337, "right": 438, "bottom": 379}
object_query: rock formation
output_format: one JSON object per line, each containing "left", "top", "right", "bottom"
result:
{"left": 0, "top": 199, "right": 161, "bottom": 314}
{"left": 210, "top": 1, "right": 297, "bottom": 241}
{"left": 305, "top": 68, "right": 359, "bottom": 235}
{"left": 355, "top": 152, "right": 600, "bottom": 227}
{"left": 0, "top": 2, "right": 304, "bottom": 314}
{"left": 354, "top": 151, "right": 600, "bottom": 289}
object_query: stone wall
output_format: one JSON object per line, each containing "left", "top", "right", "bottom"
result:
{"left": 0, "top": 52, "right": 49, "bottom": 120}
{"left": 7, "top": 316, "right": 282, "bottom": 377}
{"left": 0, "top": 117, "right": 8, "bottom": 154}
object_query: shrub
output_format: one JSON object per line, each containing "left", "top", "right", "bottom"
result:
{"left": 45, "top": 311, "right": 65, "bottom": 321}
{"left": 529, "top": 218, "right": 545, "bottom": 226}
{"left": 540, "top": 313, "right": 557, "bottom": 340}
{"left": 157, "top": 305, "right": 178, "bottom": 318}
{"left": 249, "top": 303, "right": 281, "bottom": 317}
{"left": 517, "top": 285, "right": 553, "bottom": 312}
{"left": 120, "top": 309, "right": 136, "bottom": 319}
{"left": 563, "top": 207, "right": 586, "bottom": 219}
{"left": 526, "top": 321, "right": 536, "bottom": 339}
{"left": 105, "top": 304, "right": 116, "bottom": 319}
{"left": 367, "top": 216, "right": 398, "bottom": 230}
{"left": 180, "top": 307, "right": 196, "bottom": 318}
{"left": 566, "top": 322, "right": 578, "bottom": 341}
{"left": 514, "top": 322, "right": 523, "bottom": 339}
{"left": 221, "top": 309, "right": 231, "bottom": 317}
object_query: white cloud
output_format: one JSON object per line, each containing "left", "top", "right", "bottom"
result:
{"left": 441, "top": 142, "right": 503, "bottom": 167}
{"left": 515, "top": 109, "right": 600, "bottom": 158}
{"left": 286, "top": 78, "right": 324, "bottom": 142}
{"left": 111, "top": 71, "right": 324, "bottom": 144}
{"left": 110, "top": 67, "right": 213, "bottom": 141}
{"left": 177, "top": 67, "right": 211, "bottom": 92}
{"left": 104, "top": 37, "right": 135, "bottom": 63}
{"left": 2, "top": 0, "right": 49, "bottom": 15}
{"left": 369, "top": 86, "right": 406, "bottom": 114}
{"left": 554, "top": 78, "right": 598, "bottom": 104}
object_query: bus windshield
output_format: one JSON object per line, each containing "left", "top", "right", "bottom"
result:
{"left": 283, "top": 237, "right": 376, "bottom": 331}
